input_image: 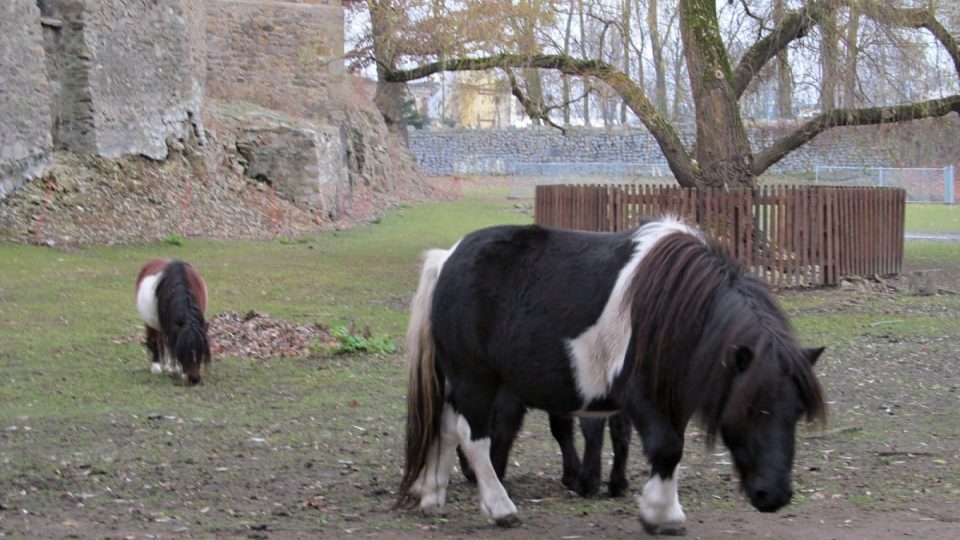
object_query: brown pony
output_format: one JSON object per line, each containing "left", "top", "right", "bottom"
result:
{"left": 135, "top": 259, "right": 210, "bottom": 384}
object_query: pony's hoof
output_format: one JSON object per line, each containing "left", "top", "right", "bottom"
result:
{"left": 641, "top": 520, "right": 687, "bottom": 536}
{"left": 419, "top": 494, "right": 446, "bottom": 515}
{"left": 572, "top": 473, "right": 601, "bottom": 498}
{"left": 150, "top": 363, "right": 162, "bottom": 375}
{"left": 608, "top": 478, "right": 629, "bottom": 498}
{"left": 494, "top": 514, "right": 521, "bottom": 528}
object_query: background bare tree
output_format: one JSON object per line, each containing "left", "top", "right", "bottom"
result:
{"left": 349, "top": 0, "right": 960, "bottom": 188}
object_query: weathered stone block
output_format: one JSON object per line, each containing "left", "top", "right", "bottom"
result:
{"left": 214, "top": 100, "right": 346, "bottom": 218}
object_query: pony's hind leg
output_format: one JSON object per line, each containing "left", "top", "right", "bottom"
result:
{"left": 458, "top": 390, "right": 526, "bottom": 483}
{"left": 455, "top": 397, "right": 519, "bottom": 527}
{"left": 413, "top": 403, "right": 459, "bottom": 515}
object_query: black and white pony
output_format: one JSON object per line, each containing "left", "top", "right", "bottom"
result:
{"left": 398, "top": 217, "right": 826, "bottom": 534}
{"left": 136, "top": 259, "right": 211, "bottom": 384}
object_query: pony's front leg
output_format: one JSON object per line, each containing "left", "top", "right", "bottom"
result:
{"left": 456, "top": 415, "right": 519, "bottom": 527}
{"left": 575, "top": 417, "right": 605, "bottom": 497}
{"left": 146, "top": 327, "right": 163, "bottom": 375}
{"left": 413, "top": 404, "right": 460, "bottom": 515}
{"left": 607, "top": 412, "right": 632, "bottom": 497}
{"left": 549, "top": 414, "right": 581, "bottom": 491}
{"left": 630, "top": 409, "right": 686, "bottom": 535}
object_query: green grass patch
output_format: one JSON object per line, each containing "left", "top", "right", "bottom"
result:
{"left": 905, "top": 203, "right": 960, "bottom": 233}
{"left": 904, "top": 240, "right": 960, "bottom": 266}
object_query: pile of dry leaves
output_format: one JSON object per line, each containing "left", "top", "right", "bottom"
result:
{"left": 207, "top": 310, "right": 335, "bottom": 359}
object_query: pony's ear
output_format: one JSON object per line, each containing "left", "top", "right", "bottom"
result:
{"left": 734, "top": 345, "right": 753, "bottom": 374}
{"left": 804, "top": 347, "right": 825, "bottom": 366}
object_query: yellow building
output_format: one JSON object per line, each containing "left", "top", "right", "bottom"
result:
{"left": 443, "top": 72, "right": 515, "bottom": 128}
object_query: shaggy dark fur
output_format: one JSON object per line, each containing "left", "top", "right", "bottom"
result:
{"left": 156, "top": 261, "right": 210, "bottom": 384}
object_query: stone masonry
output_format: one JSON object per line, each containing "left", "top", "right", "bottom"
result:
{"left": 409, "top": 115, "right": 960, "bottom": 179}
{"left": 37, "top": 0, "right": 206, "bottom": 160}
{"left": 1, "top": 1, "right": 53, "bottom": 198}
{"left": 1, "top": 0, "right": 348, "bottom": 207}
{"left": 205, "top": 0, "right": 345, "bottom": 124}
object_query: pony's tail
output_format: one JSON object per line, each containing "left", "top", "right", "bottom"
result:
{"left": 397, "top": 249, "right": 449, "bottom": 508}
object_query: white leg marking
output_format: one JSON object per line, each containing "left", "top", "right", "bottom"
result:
{"left": 162, "top": 351, "right": 181, "bottom": 379}
{"left": 637, "top": 471, "right": 686, "bottom": 528}
{"left": 566, "top": 217, "right": 704, "bottom": 400}
{"left": 456, "top": 416, "right": 517, "bottom": 522}
{"left": 417, "top": 405, "right": 459, "bottom": 514}
{"left": 150, "top": 362, "right": 162, "bottom": 375}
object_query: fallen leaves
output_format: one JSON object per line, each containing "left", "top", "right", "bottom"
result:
{"left": 207, "top": 310, "right": 335, "bottom": 359}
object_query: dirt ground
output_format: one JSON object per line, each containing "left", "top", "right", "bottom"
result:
{"left": 3, "top": 274, "right": 958, "bottom": 539}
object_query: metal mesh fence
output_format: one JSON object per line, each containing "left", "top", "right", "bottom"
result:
{"left": 814, "top": 165, "right": 955, "bottom": 204}
{"left": 456, "top": 161, "right": 674, "bottom": 199}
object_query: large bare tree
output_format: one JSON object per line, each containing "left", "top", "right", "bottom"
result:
{"left": 366, "top": 0, "right": 959, "bottom": 188}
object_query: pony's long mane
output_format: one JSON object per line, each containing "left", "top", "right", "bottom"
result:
{"left": 157, "top": 261, "right": 210, "bottom": 368}
{"left": 625, "top": 230, "right": 826, "bottom": 439}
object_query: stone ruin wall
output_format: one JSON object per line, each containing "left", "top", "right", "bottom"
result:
{"left": 205, "top": 0, "right": 345, "bottom": 124}
{"left": 2, "top": 0, "right": 207, "bottom": 197}
{"left": 1, "top": 1, "right": 53, "bottom": 198}
{"left": 1, "top": 0, "right": 354, "bottom": 213}
{"left": 204, "top": 0, "right": 349, "bottom": 215}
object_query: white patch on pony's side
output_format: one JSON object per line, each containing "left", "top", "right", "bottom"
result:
{"left": 566, "top": 216, "right": 703, "bottom": 401}
{"left": 456, "top": 416, "right": 518, "bottom": 522}
{"left": 136, "top": 272, "right": 163, "bottom": 330}
{"left": 637, "top": 471, "right": 686, "bottom": 527}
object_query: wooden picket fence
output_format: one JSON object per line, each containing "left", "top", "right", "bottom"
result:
{"left": 534, "top": 184, "right": 906, "bottom": 287}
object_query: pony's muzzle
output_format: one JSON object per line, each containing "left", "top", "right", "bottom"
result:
{"left": 746, "top": 479, "right": 792, "bottom": 512}
{"left": 186, "top": 369, "right": 202, "bottom": 385}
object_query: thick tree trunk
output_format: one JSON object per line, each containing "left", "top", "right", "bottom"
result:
{"left": 369, "top": 0, "right": 409, "bottom": 144}
{"left": 679, "top": 0, "right": 754, "bottom": 187}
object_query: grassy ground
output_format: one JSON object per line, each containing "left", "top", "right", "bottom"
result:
{"left": 904, "top": 203, "right": 960, "bottom": 234}
{"left": 1, "top": 184, "right": 958, "bottom": 538}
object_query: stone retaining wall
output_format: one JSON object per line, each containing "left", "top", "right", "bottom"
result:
{"left": 409, "top": 115, "right": 960, "bottom": 180}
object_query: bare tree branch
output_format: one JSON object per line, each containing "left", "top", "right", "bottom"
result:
{"left": 733, "top": 0, "right": 960, "bottom": 99}
{"left": 853, "top": 1, "right": 960, "bottom": 80}
{"left": 383, "top": 53, "right": 699, "bottom": 185}
{"left": 732, "top": 1, "right": 836, "bottom": 98}
{"left": 753, "top": 94, "right": 960, "bottom": 175}
{"left": 506, "top": 70, "right": 567, "bottom": 133}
